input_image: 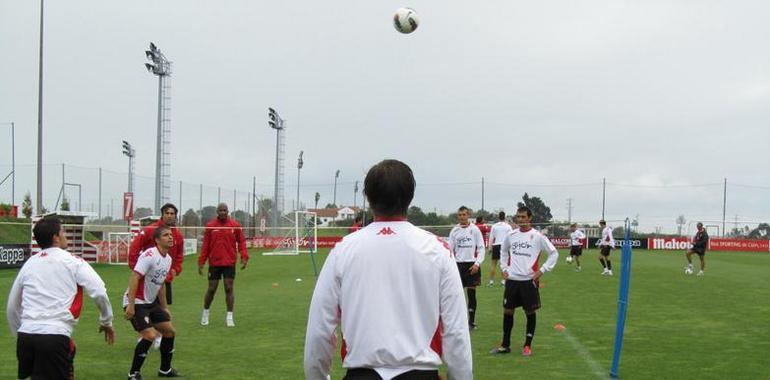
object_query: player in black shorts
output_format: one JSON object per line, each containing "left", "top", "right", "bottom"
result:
{"left": 685, "top": 222, "right": 709, "bottom": 276}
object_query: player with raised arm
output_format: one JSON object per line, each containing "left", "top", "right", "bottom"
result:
{"left": 488, "top": 211, "right": 513, "bottom": 286}
{"left": 569, "top": 223, "right": 586, "bottom": 272}
{"left": 448, "top": 206, "right": 486, "bottom": 330}
{"left": 124, "top": 226, "right": 181, "bottom": 379}
{"left": 7, "top": 218, "right": 115, "bottom": 379}
{"left": 304, "top": 159, "right": 472, "bottom": 380}
{"left": 598, "top": 220, "right": 615, "bottom": 276}
{"left": 490, "top": 206, "right": 558, "bottom": 357}
{"left": 685, "top": 222, "right": 709, "bottom": 276}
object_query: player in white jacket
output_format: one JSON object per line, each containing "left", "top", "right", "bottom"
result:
{"left": 448, "top": 206, "right": 485, "bottom": 329}
{"left": 7, "top": 218, "right": 114, "bottom": 379}
{"left": 598, "top": 220, "right": 615, "bottom": 276}
{"left": 490, "top": 206, "right": 558, "bottom": 357}
{"left": 304, "top": 159, "right": 473, "bottom": 380}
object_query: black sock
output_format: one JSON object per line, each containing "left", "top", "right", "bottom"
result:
{"left": 525, "top": 313, "right": 536, "bottom": 347}
{"left": 599, "top": 258, "right": 606, "bottom": 269}
{"left": 502, "top": 314, "right": 513, "bottom": 348}
{"left": 130, "top": 339, "right": 153, "bottom": 374}
{"left": 159, "top": 336, "right": 175, "bottom": 372}
{"left": 467, "top": 288, "right": 477, "bottom": 324}
{"left": 606, "top": 260, "right": 612, "bottom": 270}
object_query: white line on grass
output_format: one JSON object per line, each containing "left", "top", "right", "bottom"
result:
{"left": 559, "top": 327, "right": 610, "bottom": 380}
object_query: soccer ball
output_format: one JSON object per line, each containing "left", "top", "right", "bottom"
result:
{"left": 394, "top": 7, "right": 419, "bottom": 34}
{"left": 684, "top": 268, "right": 693, "bottom": 275}
{"left": 565, "top": 256, "right": 573, "bottom": 264}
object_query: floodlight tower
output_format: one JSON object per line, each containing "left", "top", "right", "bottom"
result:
{"left": 333, "top": 170, "right": 340, "bottom": 207}
{"left": 144, "top": 42, "right": 172, "bottom": 215}
{"left": 268, "top": 107, "right": 286, "bottom": 228}
{"left": 121, "top": 140, "right": 135, "bottom": 193}
{"left": 296, "top": 151, "right": 304, "bottom": 211}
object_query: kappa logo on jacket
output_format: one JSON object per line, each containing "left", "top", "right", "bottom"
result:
{"left": 377, "top": 227, "right": 396, "bottom": 236}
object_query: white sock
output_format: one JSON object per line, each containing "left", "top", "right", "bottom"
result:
{"left": 227, "top": 311, "right": 233, "bottom": 319}
{"left": 202, "top": 309, "right": 210, "bottom": 316}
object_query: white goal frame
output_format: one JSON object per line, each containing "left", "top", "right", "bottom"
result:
{"left": 263, "top": 211, "right": 318, "bottom": 256}
{"left": 107, "top": 232, "right": 134, "bottom": 265}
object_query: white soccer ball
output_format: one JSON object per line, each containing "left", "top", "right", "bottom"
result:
{"left": 394, "top": 7, "right": 419, "bottom": 34}
{"left": 684, "top": 268, "right": 693, "bottom": 275}
{"left": 566, "top": 256, "right": 573, "bottom": 264}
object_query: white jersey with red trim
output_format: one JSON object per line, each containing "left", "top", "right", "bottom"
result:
{"left": 500, "top": 228, "right": 559, "bottom": 281}
{"left": 304, "top": 220, "right": 472, "bottom": 380}
{"left": 489, "top": 221, "right": 514, "bottom": 246}
{"left": 600, "top": 226, "right": 615, "bottom": 247}
{"left": 448, "top": 223, "right": 485, "bottom": 265}
{"left": 123, "top": 246, "right": 171, "bottom": 306}
{"left": 570, "top": 229, "right": 586, "bottom": 246}
{"left": 6, "top": 247, "right": 113, "bottom": 337}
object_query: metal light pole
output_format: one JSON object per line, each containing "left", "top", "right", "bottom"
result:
{"left": 333, "top": 170, "right": 340, "bottom": 207}
{"left": 144, "top": 42, "right": 172, "bottom": 215}
{"left": 296, "top": 151, "right": 304, "bottom": 211}
{"left": 36, "top": 0, "right": 44, "bottom": 214}
{"left": 121, "top": 140, "right": 135, "bottom": 193}
{"left": 353, "top": 181, "right": 359, "bottom": 208}
{"left": 268, "top": 107, "right": 286, "bottom": 228}
{"left": 0, "top": 122, "right": 14, "bottom": 206}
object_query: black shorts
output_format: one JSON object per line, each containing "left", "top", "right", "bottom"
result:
{"left": 208, "top": 265, "right": 236, "bottom": 280}
{"left": 456, "top": 262, "right": 481, "bottom": 288}
{"left": 689, "top": 247, "right": 706, "bottom": 256}
{"left": 491, "top": 245, "right": 502, "bottom": 261}
{"left": 600, "top": 246, "right": 612, "bottom": 256}
{"left": 127, "top": 300, "right": 171, "bottom": 332}
{"left": 570, "top": 245, "right": 583, "bottom": 256}
{"left": 503, "top": 279, "right": 541, "bottom": 312}
{"left": 165, "top": 281, "right": 173, "bottom": 305}
{"left": 17, "top": 332, "right": 75, "bottom": 380}
{"left": 344, "top": 368, "right": 439, "bottom": 380}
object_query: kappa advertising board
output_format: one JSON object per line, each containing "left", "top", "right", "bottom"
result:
{"left": 587, "top": 237, "right": 648, "bottom": 249}
{"left": 0, "top": 244, "right": 31, "bottom": 269}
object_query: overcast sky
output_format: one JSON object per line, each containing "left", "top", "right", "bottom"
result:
{"left": 1, "top": 1, "right": 769, "bottom": 233}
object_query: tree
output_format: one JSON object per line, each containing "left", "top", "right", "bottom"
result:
{"left": 517, "top": 193, "right": 553, "bottom": 225}
{"left": 182, "top": 208, "right": 200, "bottom": 227}
{"left": 748, "top": 223, "right": 770, "bottom": 239}
{"left": 22, "top": 192, "right": 32, "bottom": 218}
{"left": 314, "top": 192, "right": 320, "bottom": 209}
{"left": 201, "top": 206, "right": 217, "bottom": 223}
{"left": 407, "top": 206, "right": 427, "bottom": 225}
{"left": 676, "top": 215, "right": 686, "bottom": 236}
{"left": 324, "top": 203, "right": 337, "bottom": 209}
{"left": 232, "top": 210, "right": 248, "bottom": 226}
{"left": 60, "top": 197, "right": 70, "bottom": 211}
{"left": 135, "top": 207, "right": 153, "bottom": 219}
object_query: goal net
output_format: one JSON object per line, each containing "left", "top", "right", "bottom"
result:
{"left": 264, "top": 211, "right": 318, "bottom": 256}
{"left": 106, "top": 232, "right": 134, "bottom": 265}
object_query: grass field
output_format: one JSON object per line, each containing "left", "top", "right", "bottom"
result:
{"left": 1, "top": 248, "right": 769, "bottom": 379}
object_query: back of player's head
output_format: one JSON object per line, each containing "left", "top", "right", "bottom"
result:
{"left": 570, "top": 223, "right": 577, "bottom": 228}
{"left": 599, "top": 220, "right": 606, "bottom": 226}
{"left": 161, "top": 203, "right": 178, "bottom": 214}
{"left": 364, "top": 159, "right": 415, "bottom": 217}
{"left": 498, "top": 211, "right": 506, "bottom": 221}
{"left": 516, "top": 206, "right": 532, "bottom": 217}
{"left": 475, "top": 216, "right": 483, "bottom": 223}
{"left": 33, "top": 218, "right": 62, "bottom": 249}
{"left": 153, "top": 225, "right": 171, "bottom": 241}
{"left": 354, "top": 215, "right": 362, "bottom": 223}
{"left": 458, "top": 206, "right": 469, "bottom": 213}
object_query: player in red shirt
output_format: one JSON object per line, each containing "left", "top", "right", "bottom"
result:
{"left": 348, "top": 215, "right": 363, "bottom": 234}
{"left": 198, "top": 203, "right": 249, "bottom": 327}
{"left": 128, "top": 203, "right": 185, "bottom": 305}
{"left": 475, "top": 216, "right": 491, "bottom": 247}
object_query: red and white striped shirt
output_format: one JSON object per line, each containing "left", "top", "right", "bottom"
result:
{"left": 304, "top": 220, "right": 473, "bottom": 380}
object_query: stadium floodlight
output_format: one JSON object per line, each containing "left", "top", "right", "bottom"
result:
{"left": 269, "top": 107, "right": 287, "bottom": 230}
{"left": 268, "top": 107, "right": 284, "bottom": 130}
{"left": 121, "top": 140, "right": 135, "bottom": 193}
{"left": 144, "top": 41, "right": 172, "bottom": 214}
{"left": 296, "top": 151, "right": 304, "bottom": 211}
{"left": 333, "top": 170, "right": 340, "bottom": 208}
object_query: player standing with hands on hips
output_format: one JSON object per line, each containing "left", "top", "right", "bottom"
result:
{"left": 304, "top": 159, "right": 473, "bottom": 380}
{"left": 490, "top": 206, "right": 558, "bottom": 357}
{"left": 198, "top": 203, "right": 249, "bottom": 327}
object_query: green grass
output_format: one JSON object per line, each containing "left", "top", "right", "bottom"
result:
{"left": 1, "top": 249, "right": 769, "bottom": 379}
{"left": 0, "top": 218, "right": 30, "bottom": 244}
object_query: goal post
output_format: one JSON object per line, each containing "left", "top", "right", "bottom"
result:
{"left": 107, "top": 232, "right": 134, "bottom": 265}
{"left": 263, "top": 211, "right": 318, "bottom": 256}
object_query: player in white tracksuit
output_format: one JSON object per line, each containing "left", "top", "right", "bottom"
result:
{"left": 305, "top": 159, "right": 473, "bottom": 380}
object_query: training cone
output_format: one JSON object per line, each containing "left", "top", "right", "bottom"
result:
{"left": 272, "top": 282, "right": 279, "bottom": 287}
{"left": 554, "top": 323, "right": 566, "bottom": 331}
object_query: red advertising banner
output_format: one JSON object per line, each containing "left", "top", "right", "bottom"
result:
{"left": 648, "top": 237, "right": 769, "bottom": 252}
{"left": 247, "top": 236, "right": 342, "bottom": 250}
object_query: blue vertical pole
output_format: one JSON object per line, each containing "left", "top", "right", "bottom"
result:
{"left": 309, "top": 234, "right": 319, "bottom": 276}
{"left": 610, "top": 218, "right": 633, "bottom": 378}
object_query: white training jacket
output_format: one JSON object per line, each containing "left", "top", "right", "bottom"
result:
{"left": 600, "top": 226, "right": 615, "bottom": 247}
{"left": 489, "top": 221, "right": 513, "bottom": 246}
{"left": 304, "top": 220, "right": 473, "bottom": 380}
{"left": 570, "top": 229, "right": 586, "bottom": 246}
{"left": 6, "top": 247, "right": 113, "bottom": 337}
{"left": 447, "top": 224, "right": 485, "bottom": 265}
{"left": 500, "top": 228, "right": 559, "bottom": 281}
